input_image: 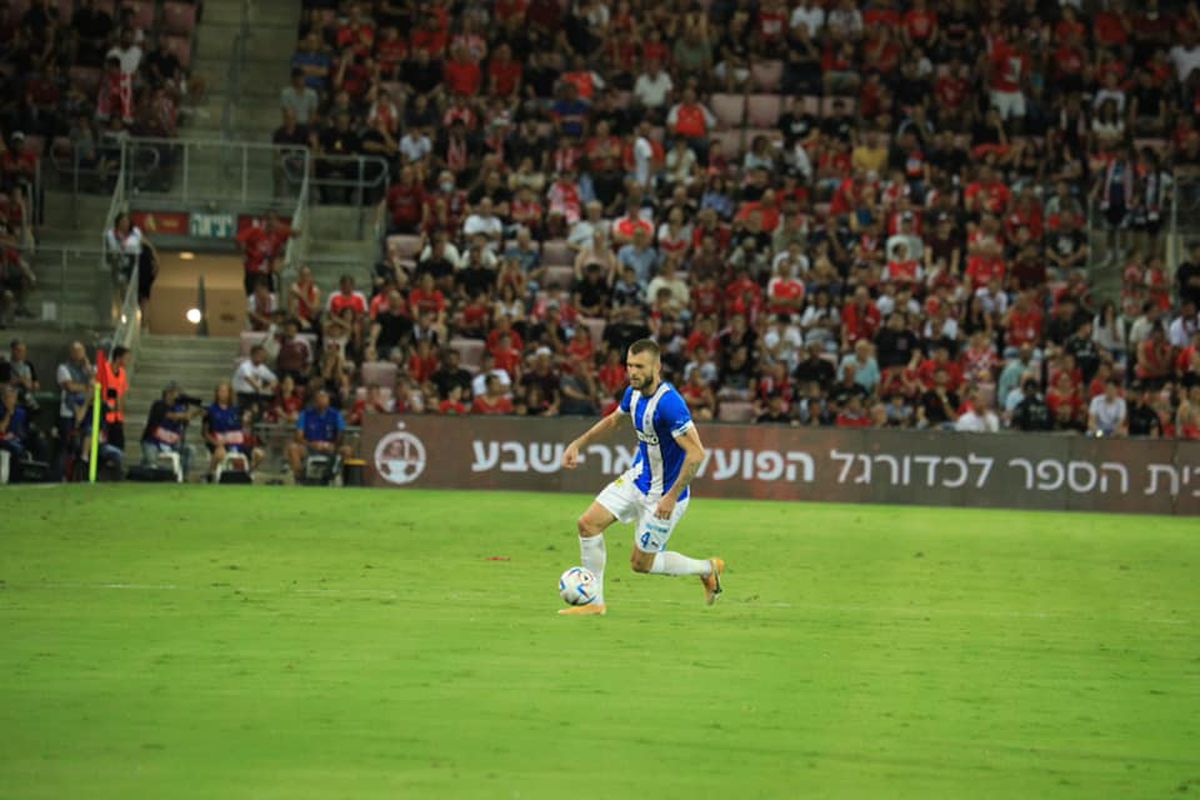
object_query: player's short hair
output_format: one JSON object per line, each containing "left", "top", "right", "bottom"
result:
{"left": 628, "top": 339, "right": 661, "bottom": 361}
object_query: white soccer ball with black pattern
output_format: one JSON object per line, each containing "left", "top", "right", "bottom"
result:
{"left": 559, "top": 566, "right": 599, "bottom": 606}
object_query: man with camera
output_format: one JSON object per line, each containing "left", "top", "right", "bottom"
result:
{"left": 140, "top": 381, "right": 203, "bottom": 477}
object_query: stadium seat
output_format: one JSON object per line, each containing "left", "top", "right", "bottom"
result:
{"left": 122, "top": 0, "right": 156, "bottom": 31}
{"left": 162, "top": 1, "right": 198, "bottom": 34}
{"left": 69, "top": 66, "right": 102, "bottom": 96}
{"left": 449, "top": 338, "right": 485, "bottom": 369}
{"left": 541, "top": 240, "right": 573, "bottom": 267}
{"left": 156, "top": 451, "right": 185, "bottom": 483}
{"left": 163, "top": 35, "right": 192, "bottom": 68}
{"left": 543, "top": 265, "right": 575, "bottom": 290}
{"left": 22, "top": 135, "right": 45, "bottom": 158}
{"left": 386, "top": 234, "right": 422, "bottom": 261}
{"left": 711, "top": 93, "right": 746, "bottom": 129}
{"left": 361, "top": 361, "right": 398, "bottom": 387}
{"left": 799, "top": 95, "right": 821, "bottom": 116}
{"left": 820, "top": 96, "right": 857, "bottom": 117}
{"left": 240, "top": 330, "right": 269, "bottom": 357}
{"left": 710, "top": 129, "right": 744, "bottom": 161}
{"left": 215, "top": 452, "right": 251, "bottom": 484}
{"left": 750, "top": 60, "right": 783, "bottom": 91}
{"left": 580, "top": 317, "right": 606, "bottom": 348}
{"left": 747, "top": 94, "right": 782, "bottom": 127}
{"left": 717, "top": 402, "right": 755, "bottom": 423}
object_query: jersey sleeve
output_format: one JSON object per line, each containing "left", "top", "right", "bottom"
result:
{"left": 659, "top": 389, "right": 695, "bottom": 438}
{"left": 618, "top": 386, "right": 634, "bottom": 415}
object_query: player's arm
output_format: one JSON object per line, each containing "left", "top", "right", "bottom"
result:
{"left": 656, "top": 424, "right": 706, "bottom": 518}
{"left": 561, "top": 407, "right": 627, "bottom": 469}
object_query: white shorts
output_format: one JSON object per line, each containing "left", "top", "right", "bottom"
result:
{"left": 990, "top": 89, "right": 1026, "bottom": 119}
{"left": 595, "top": 473, "right": 690, "bottom": 553}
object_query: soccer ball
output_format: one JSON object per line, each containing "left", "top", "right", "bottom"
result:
{"left": 559, "top": 566, "right": 598, "bottom": 606}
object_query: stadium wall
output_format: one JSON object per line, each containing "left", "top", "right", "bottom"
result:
{"left": 362, "top": 416, "right": 1200, "bottom": 516}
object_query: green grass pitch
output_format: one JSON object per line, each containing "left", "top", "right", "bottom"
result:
{"left": 1, "top": 485, "right": 1198, "bottom": 799}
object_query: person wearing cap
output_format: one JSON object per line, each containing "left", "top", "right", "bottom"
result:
{"left": 140, "top": 381, "right": 201, "bottom": 474}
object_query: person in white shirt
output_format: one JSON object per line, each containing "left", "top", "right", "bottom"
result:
{"left": 462, "top": 197, "right": 504, "bottom": 249}
{"left": 470, "top": 351, "right": 512, "bottom": 398}
{"left": 633, "top": 65, "right": 673, "bottom": 112}
{"left": 399, "top": 129, "right": 433, "bottom": 164}
{"left": 568, "top": 201, "right": 610, "bottom": 251}
{"left": 790, "top": 0, "right": 825, "bottom": 36}
{"left": 1088, "top": 380, "right": 1128, "bottom": 436}
{"left": 1169, "top": 30, "right": 1200, "bottom": 83}
{"left": 762, "top": 314, "right": 805, "bottom": 371}
{"left": 106, "top": 28, "right": 142, "bottom": 75}
{"left": 631, "top": 123, "right": 655, "bottom": 189}
{"left": 232, "top": 345, "right": 278, "bottom": 410}
{"left": 1167, "top": 301, "right": 1198, "bottom": 349}
{"left": 955, "top": 389, "right": 1000, "bottom": 433}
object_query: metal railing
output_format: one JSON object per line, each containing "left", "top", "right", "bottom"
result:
{"left": 19, "top": 245, "right": 112, "bottom": 330}
{"left": 281, "top": 164, "right": 311, "bottom": 287}
{"left": 121, "top": 137, "right": 310, "bottom": 209}
{"left": 300, "top": 151, "right": 388, "bottom": 217}
{"left": 220, "top": 0, "right": 253, "bottom": 139}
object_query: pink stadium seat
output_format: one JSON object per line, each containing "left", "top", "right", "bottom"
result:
{"left": 710, "top": 129, "right": 744, "bottom": 160}
{"left": 386, "top": 234, "right": 422, "bottom": 261}
{"left": 580, "top": 317, "right": 606, "bottom": 349}
{"left": 799, "top": 95, "right": 820, "bottom": 116}
{"left": 449, "top": 338, "right": 485, "bottom": 369}
{"left": 543, "top": 265, "right": 575, "bottom": 290}
{"left": 820, "top": 96, "right": 857, "bottom": 117}
{"left": 240, "top": 331, "right": 268, "bottom": 357}
{"left": 541, "top": 240, "right": 573, "bottom": 267}
{"left": 120, "top": 0, "right": 156, "bottom": 31}
{"left": 711, "top": 93, "right": 746, "bottom": 129}
{"left": 69, "top": 66, "right": 102, "bottom": 96}
{"left": 163, "top": 35, "right": 192, "bottom": 68}
{"left": 750, "top": 60, "right": 783, "bottom": 91}
{"left": 717, "top": 401, "right": 755, "bottom": 423}
{"left": 22, "top": 135, "right": 45, "bottom": 158}
{"left": 162, "top": 1, "right": 197, "bottom": 34}
{"left": 361, "top": 361, "right": 398, "bottom": 387}
{"left": 355, "top": 386, "right": 395, "bottom": 404}
{"left": 747, "top": 94, "right": 782, "bottom": 127}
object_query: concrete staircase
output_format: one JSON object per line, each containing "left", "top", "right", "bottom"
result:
{"left": 302, "top": 205, "right": 381, "bottom": 291}
{"left": 124, "top": 334, "right": 238, "bottom": 473}
{"left": 187, "top": 0, "right": 301, "bottom": 143}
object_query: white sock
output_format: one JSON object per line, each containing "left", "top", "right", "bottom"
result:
{"left": 580, "top": 535, "right": 606, "bottom": 605}
{"left": 649, "top": 552, "right": 711, "bottom": 577}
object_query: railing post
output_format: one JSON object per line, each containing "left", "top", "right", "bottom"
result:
{"left": 242, "top": 144, "right": 249, "bottom": 205}
{"left": 181, "top": 140, "right": 190, "bottom": 204}
{"left": 355, "top": 157, "right": 365, "bottom": 237}
{"left": 59, "top": 249, "right": 67, "bottom": 331}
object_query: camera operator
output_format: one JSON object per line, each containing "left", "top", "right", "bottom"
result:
{"left": 140, "top": 381, "right": 203, "bottom": 475}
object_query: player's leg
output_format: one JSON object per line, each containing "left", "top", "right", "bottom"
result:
{"left": 630, "top": 498, "right": 725, "bottom": 605}
{"left": 560, "top": 478, "right": 639, "bottom": 616}
{"left": 559, "top": 501, "right": 617, "bottom": 616}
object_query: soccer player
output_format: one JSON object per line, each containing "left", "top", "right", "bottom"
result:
{"left": 559, "top": 339, "right": 724, "bottom": 616}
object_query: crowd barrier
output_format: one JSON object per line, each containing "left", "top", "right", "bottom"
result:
{"left": 360, "top": 416, "right": 1200, "bottom": 516}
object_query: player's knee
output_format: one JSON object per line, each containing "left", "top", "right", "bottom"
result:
{"left": 577, "top": 516, "right": 601, "bottom": 537}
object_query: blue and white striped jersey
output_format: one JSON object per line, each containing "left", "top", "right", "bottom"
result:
{"left": 619, "top": 382, "right": 695, "bottom": 499}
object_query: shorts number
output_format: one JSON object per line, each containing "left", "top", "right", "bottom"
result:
{"left": 640, "top": 532, "right": 653, "bottom": 548}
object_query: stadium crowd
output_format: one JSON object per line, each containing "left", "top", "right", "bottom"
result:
{"left": 251, "top": 0, "right": 1200, "bottom": 438}
{"left": 12, "top": 0, "right": 1200, "bottom": 484}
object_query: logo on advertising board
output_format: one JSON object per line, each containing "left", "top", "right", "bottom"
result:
{"left": 374, "top": 423, "right": 426, "bottom": 485}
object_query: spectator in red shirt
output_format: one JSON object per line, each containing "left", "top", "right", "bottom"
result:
{"left": 472, "top": 374, "right": 515, "bottom": 414}
{"left": 385, "top": 165, "right": 426, "bottom": 234}
{"left": 236, "top": 210, "right": 295, "bottom": 295}
{"left": 841, "top": 286, "right": 881, "bottom": 349}
{"left": 487, "top": 43, "right": 523, "bottom": 97}
{"left": 409, "top": 273, "right": 447, "bottom": 328}
{"left": 443, "top": 43, "right": 482, "bottom": 96}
